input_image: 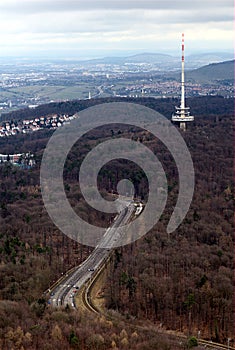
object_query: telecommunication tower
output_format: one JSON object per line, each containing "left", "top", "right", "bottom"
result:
{"left": 172, "top": 33, "right": 194, "bottom": 131}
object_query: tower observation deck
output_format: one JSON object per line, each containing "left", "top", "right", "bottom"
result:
{"left": 172, "top": 33, "right": 194, "bottom": 131}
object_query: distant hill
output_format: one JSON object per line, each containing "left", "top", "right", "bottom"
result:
{"left": 0, "top": 52, "right": 233, "bottom": 70}
{"left": 81, "top": 52, "right": 175, "bottom": 65}
{"left": 186, "top": 60, "right": 234, "bottom": 82}
{"left": 79, "top": 52, "right": 234, "bottom": 70}
{"left": 188, "top": 52, "right": 234, "bottom": 64}
{"left": 124, "top": 53, "right": 175, "bottom": 63}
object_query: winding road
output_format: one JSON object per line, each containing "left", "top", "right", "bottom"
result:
{"left": 47, "top": 199, "right": 234, "bottom": 350}
{"left": 48, "top": 199, "right": 135, "bottom": 308}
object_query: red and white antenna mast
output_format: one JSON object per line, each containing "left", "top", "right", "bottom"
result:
{"left": 181, "top": 33, "right": 185, "bottom": 110}
{"left": 172, "top": 32, "right": 194, "bottom": 131}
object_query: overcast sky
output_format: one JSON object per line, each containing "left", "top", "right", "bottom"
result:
{"left": 0, "top": 0, "right": 233, "bottom": 58}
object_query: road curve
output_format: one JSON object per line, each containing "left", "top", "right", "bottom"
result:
{"left": 48, "top": 200, "right": 135, "bottom": 308}
{"left": 47, "top": 200, "right": 234, "bottom": 350}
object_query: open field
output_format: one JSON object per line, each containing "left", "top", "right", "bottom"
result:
{"left": 0, "top": 84, "right": 99, "bottom": 102}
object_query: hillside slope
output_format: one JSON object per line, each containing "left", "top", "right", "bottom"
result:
{"left": 187, "top": 60, "right": 234, "bottom": 82}
{"left": 0, "top": 98, "right": 234, "bottom": 347}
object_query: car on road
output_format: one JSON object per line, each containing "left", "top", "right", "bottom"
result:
{"left": 88, "top": 268, "right": 95, "bottom": 271}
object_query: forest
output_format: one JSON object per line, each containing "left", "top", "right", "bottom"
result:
{"left": 1, "top": 95, "right": 234, "bottom": 124}
{"left": 0, "top": 96, "right": 234, "bottom": 349}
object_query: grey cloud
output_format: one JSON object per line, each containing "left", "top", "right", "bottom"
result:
{"left": 0, "top": 0, "right": 233, "bottom": 14}
{"left": 3, "top": 3, "right": 232, "bottom": 38}
{"left": 0, "top": 0, "right": 233, "bottom": 57}
{"left": 21, "top": 8, "right": 234, "bottom": 36}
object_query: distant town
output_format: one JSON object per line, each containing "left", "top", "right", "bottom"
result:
{"left": 0, "top": 54, "right": 233, "bottom": 115}
{"left": 0, "top": 113, "right": 76, "bottom": 137}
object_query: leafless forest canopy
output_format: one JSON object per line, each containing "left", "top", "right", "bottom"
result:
{"left": 0, "top": 96, "right": 233, "bottom": 349}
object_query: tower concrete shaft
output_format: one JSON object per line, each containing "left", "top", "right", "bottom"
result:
{"left": 181, "top": 33, "right": 185, "bottom": 110}
{"left": 172, "top": 33, "right": 194, "bottom": 130}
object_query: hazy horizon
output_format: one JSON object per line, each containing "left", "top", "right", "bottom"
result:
{"left": 0, "top": 0, "right": 233, "bottom": 59}
{"left": 0, "top": 50, "right": 233, "bottom": 62}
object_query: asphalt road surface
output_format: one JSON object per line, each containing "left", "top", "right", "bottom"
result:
{"left": 48, "top": 200, "right": 135, "bottom": 308}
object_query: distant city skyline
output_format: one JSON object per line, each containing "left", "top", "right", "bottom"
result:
{"left": 0, "top": 0, "right": 233, "bottom": 58}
